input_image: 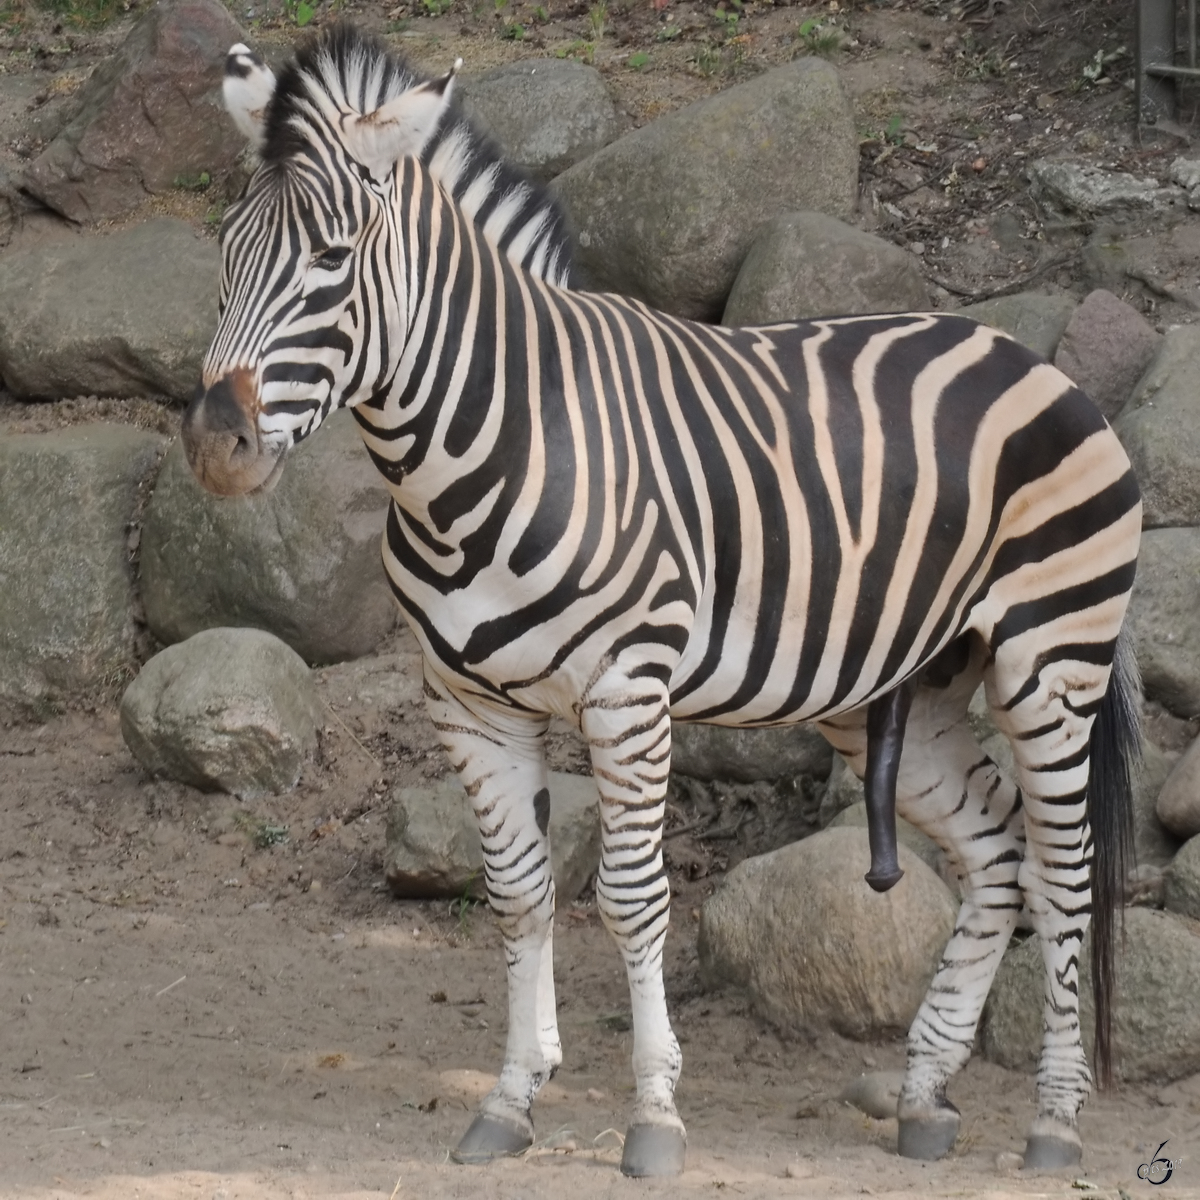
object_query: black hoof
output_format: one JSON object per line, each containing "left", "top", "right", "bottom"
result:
{"left": 451, "top": 1113, "right": 533, "bottom": 1165}
{"left": 865, "top": 866, "right": 904, "bottom": 892}
{"left": 898, "top": 1101, "right": 960, "bottom": 1161}
{"left": 1022, "top": 1134, "right": 1081, "bottom": 1170}
{"left": 620, "top": 1124, "right": 686, "bottom": 1177}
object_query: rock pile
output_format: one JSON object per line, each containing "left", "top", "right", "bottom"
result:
{"left": 1, "top": 3, "right": 1198, "bottom": 1067}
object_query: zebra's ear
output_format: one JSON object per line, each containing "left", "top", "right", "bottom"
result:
{"left": 342, "top": 60, "right": 461, "bottom": 181}
{"left": 224, "top": 43, "right": 277, "bottom": 151}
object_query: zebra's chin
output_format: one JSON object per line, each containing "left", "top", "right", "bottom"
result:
{"left": 182, "top": 371, "right": 290, "bottom": 498}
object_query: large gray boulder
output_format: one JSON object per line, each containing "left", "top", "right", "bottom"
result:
{"left": 1157, "top": 735, "right": 1200, "bottom": 840}
{"left": 121, "top": 627, "right": 321, "bottom": 798}
{"left": 457, "top": 59, "right": 618, "bottom": 183}
{"left": 1053, "top": 289, "right": 1162, "bottom": 421}
{"left": 0, "top": 219, "right": 218, "bottom": 402}
{"left": 0, "top": 425, "right": 166, "bottom": 714}
{"left": 140, "top": 413, "right": 396, "bottom": 665}
{"left": 1114, "top": 326, "right": 1200, "bottom": 528}
{"left": 1126, "top": 528, "right": 1200, "bottom": 719}
{"left": 671, "top": 721, "right": 832, "bottom": 783}
{"left": 983, "top": 908, "right": 1200, "bottom": 1083}
{"left": 817, "top": 750, "right": 867, "bottom": 829}
{"left": 955, "top": 293, "right": 1076, "bottom": 361}
{"left": 21, "top": 0, "right": 246, "bottom": 223}
{"left": 723, "top": 212, "right": 930, "bottom": 326}
{"left": 385, "top": 771, "right": 601, "bottom": 903}
{"left": 698, "top": 826, "right": 958, "bottom": 1038}
{"left": 554, "top": 58, "right": 857, "bottom": 320}
{"left": 1163, "top": 834, "right": 1200, "bottom": 920}
{"left": 1135, "top": 740, "right": 1185, "bottom": 866}
{"left": 828, "top": 801, "right": 944, "bottom": 876}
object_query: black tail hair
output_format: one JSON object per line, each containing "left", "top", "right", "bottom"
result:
{"left": 1089, "top": 621, "right": 1140, "bottom": 1087}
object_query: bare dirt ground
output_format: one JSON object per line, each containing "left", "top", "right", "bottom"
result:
{"left": 3, "top": 0, "right": 1200, "bottom": 1196}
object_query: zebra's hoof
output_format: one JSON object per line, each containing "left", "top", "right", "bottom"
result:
{"left": 1022, "top": 1134, "right": 1082, "bottom": 1171}
{"left": 897, "top": 1101, "right": 960, "bottom": 1161}
{"left": 620, "top": 1124, "right": 687, "bottom": 1177}
{"left": 451, "top": 1113, "right": 532, "bottom": 1164}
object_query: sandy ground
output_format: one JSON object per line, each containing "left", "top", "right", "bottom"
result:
{"left": 3, "top": 627, "right": 1199, "bottom": 1200}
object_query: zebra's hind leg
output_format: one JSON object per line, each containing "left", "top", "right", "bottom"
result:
{"left": 581, "top": 664, "right": 685, "bottom": 1178}
{"left": 818, "top": 637, "right": 1025, "bottom": 1163}
{"left": 422, "top": 669, "right": 562, "bottom": 1164}
{"left": 987, "top": 634, "right": 1118, "bottom": 1170}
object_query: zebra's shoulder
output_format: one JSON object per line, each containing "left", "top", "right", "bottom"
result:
{"left": 261, "top": 23, "right": 575, "bottom": 288}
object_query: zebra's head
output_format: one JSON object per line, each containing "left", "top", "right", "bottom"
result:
{"left": 182, "top": 30, "right": 459, "bottom": 497}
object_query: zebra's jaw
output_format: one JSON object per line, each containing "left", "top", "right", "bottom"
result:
{"left": 182, "top": 368, "right": 288, "bottom": 498}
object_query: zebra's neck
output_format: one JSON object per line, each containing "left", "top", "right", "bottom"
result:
{"left": 351, "top": 157, "right": 544, "bottom": 536}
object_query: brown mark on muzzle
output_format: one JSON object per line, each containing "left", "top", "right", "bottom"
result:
{"left": 182, "top": 367, "right": 286, "bottom": 497}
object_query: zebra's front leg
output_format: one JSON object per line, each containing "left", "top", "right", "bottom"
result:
{"left": 581, "top": 670, "right": 685, "bottom": 1178}
{"left": 422, "top": 671, "right": 561, "bottom": 1164}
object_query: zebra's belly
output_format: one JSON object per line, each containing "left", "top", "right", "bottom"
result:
{"left": 665, "top": 610, "right": 939, "bottom": 728}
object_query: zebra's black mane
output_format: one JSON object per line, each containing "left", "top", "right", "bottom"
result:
{"left": 260, "top": 24, "right": 576, "bottom": 286}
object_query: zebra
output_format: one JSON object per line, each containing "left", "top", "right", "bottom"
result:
{"left": 182, "top": 26, "right": 1140, "bottom": 1178}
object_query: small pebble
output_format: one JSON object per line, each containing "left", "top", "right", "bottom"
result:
{"left": 785, "top": 1161, "right": 813, "bottom": 1179}
{"left": 995, "top": 1150, "right": 1023, "bottom": 1172}
{"left": 586, "top": 1087, "right": 607, "bottom": 1101}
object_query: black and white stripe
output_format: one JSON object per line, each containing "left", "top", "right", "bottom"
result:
{"left": 190, "top": 26, "right": 1141, "bottom": 1176}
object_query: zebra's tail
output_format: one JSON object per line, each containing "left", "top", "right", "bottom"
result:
{"left": 1088, "top": 621, "right": 1140, "bottom": 1088}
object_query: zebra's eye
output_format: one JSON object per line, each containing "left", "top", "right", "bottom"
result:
{"left": 314, "top": 246, "right": 351, "bottom": 271}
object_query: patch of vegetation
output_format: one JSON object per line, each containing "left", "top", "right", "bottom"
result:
{"left": 30, "top": 0, "right": 121, "bottom": 28}
{"left": 234, "top": 811, "right": 291, "bottom": 849}
{"left": 627, "top": 49, "right": 649, "bottom": 70}
{"left": 1080, "top": 44, "right": 1128, "bottom": 87}
{"left": 587, "top": 0, "right": 606, "bottom": 42}
{"left": 711, "top": 0, "right": 740, "bottom": 39}
{"left": 655, "top": 23, "right": 680, "bottom": 42}
{"left": 690, "top": 42, "right": 721, "bottom": 78}
{"left": 448, "top": 874, "right": 482, "bottom": 938}
{"left": 284, "top": 0, "right": 316, "bottom": 26}
{"left": 422, "top": 0, "right": 453, "bottom": 14}
{"left": 173, "top": 171, "right": 212, "bottom": 193}
{"left": 556, "top": 38, "right": 595, "bottom": 64}
{"left": 796, "top": 16, "right": 841, "bottom": 58}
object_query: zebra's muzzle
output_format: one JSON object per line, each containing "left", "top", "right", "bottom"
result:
{"left": 182, "top": 369, "right": 287, "bottom": 497}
